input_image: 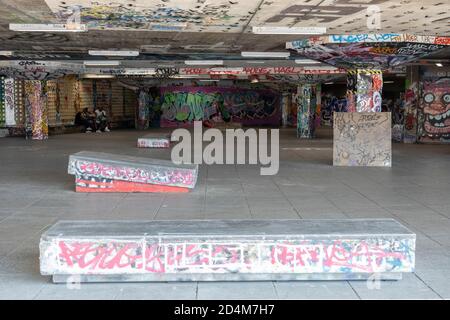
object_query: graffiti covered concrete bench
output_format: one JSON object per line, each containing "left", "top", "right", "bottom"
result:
{"left": 68, "top": 151, "right": 198, "bottom": 192}
{"left": 40, "top": 219, "right": 415, "bottom": 283}
{"left": 137, "top": 134, "right": 171, "bottom": 148}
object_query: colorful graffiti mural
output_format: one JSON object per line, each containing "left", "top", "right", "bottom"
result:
{"left": 159, "top": 87, "right": 280, "bottom": 127}
{"left": 418, "top": 75, "right": 450, "bottom": 143}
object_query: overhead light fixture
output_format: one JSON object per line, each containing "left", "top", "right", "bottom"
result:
{"left": 295, "top": 59, "right": 321, "bottom": 64}
{"left": 81, "top": 74, "right": 115, "bottom": 79}
{"left": 88, "top": 50, "right": 139, "bottom": 57}
{"left": 384, "top": 81, "right": 394, "bottom": 84}
{"left": 9, "top": 23, "right": 87, "bottom": 32}
{"left": 84, "top": 61, "right": 121, "bottom": 66}
{"left": 324, "top": 82, "right": 334, "bottom": 85}
{"left": 436, "top": 63, "right": 444, "bottom": 67}
{"left": 184, "top": 60, "right": 224, "bottom": 65}
{"left": 246, "top": 61, "right": 266, "bottom": 64}
{"left": 0, "top": 51, "right": 13, "bottom": 56}
{"left": 241, "top": 52, "right": 290, "bottom": 58}
{"left": 252, "top": 26, "right": 326, "bottom": 35}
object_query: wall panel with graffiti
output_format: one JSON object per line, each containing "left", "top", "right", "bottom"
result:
{"left": 159, "top": 86, "right": 280, "bottom": 127}
{"left": 418, "top": 67, "right": 450, "bottom": 143}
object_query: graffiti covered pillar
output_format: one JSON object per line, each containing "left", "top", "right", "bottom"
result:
{"left": 281, "top": 92, "right": 290, "bottom": 127}
{"left": 315, "top": 83, "right": 322, "bottom": 130}
{"left": 136, "top": 89, "right": 149, "bottom": 130}
{"left": 24, "top": 80, "right": 48, "bottom": 140}
{"left": 403, "top": 66, "right": 420, "bottom": 143}
{"left": 297, "top": 84, "right": 315, "bottom": 138}
{"left": 346, "top": 69, "right": 383, "bottom": 113}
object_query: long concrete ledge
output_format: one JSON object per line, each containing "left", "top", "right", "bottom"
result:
{"left": 137, "top": 135, "right": 171, "bottom": 148}
{"left": 40, "top": 219, "right": 415, "bottom": 282}
{"left": 68, "top": 151, "right": 198, "bottom": 190}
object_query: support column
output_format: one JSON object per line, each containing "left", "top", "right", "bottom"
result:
{"left": 346, "top": 69, "right": 383, "bottom": 112}
{"left": 24, "top": 80, "right": 48, "bottom": 140}
{"left": 136, "top": 89, "right": 149, "bottom": 130}
{"left": 403, "top": 65, "right": 420, "bottom": 143}
{"left": 297, "top": 84, "right": 315, "bottom": 138}
{"left": 281, "top": 92, "right": 290, "bottom": 127}
{"left": 315, "top": 83, "right": 322, "bottom": 130}
{"left": 334, "top": 68, "right": 391, "bottom": 166}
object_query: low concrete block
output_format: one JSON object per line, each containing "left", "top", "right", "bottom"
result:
{"left": 68, "top": 151, "right": 198, "bottom": 190}
{"left": 40, "top": 219, "right": 415, "bottom": 282}
{"left": 137, "top": 135, "right": 171, "bottom": 148}
{"left": 333, "top": 112, "right": 392, "bottom": 166}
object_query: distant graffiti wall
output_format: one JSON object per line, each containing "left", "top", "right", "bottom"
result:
{"left": 321, "top": 95, "right": 347, "bottom": 126}
{"left": 159, "top": 86, "right": 280, "bottom": 127}
{"left": 418, "top": 67, "right": 450, "bottom": 143}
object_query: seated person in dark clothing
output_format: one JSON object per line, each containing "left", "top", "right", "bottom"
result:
{"left": 75, "top": 108, "right": 97, "bottom": 133}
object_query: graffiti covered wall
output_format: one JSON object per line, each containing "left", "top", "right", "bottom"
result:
{"left": 159, "top": 86, "right": 280, "bottom": 127}
{"left": 321, "top": 95, "right": 347, "bottom": 126}
{"left": 334, "top": 112, "right": 391, "bottom": 167}
{"left": 418, "top": 67, "right": 450, "bottom": 143}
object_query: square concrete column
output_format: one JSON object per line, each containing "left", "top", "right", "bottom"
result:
{"left": 335, "top": 69, "right": 390, "bottom": 166}
{"left": 403, "top": 66, "right": 420, "bottom": 143}
{"left": 346, "top": 69, "right": 383, "bottom": 112}
{"left": 24, "top": 80, "right": 48, "bottom": 140}
{"left": 297, "top": 84, "right": 315, "bottom": 138}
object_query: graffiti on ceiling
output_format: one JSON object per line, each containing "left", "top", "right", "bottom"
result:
{"left": 287, "top": 34, "right": 450, "bottom": 70}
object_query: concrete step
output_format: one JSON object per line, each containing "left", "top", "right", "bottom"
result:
{"left": 40, "top": 219, "right": 415, "bottom": 282}
{"left": 68, "top": 151, "right": 198, "bottom": 192}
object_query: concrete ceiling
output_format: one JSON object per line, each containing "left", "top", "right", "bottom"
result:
{"left": 0, "top": 0, "right": 448, "bottom": 58}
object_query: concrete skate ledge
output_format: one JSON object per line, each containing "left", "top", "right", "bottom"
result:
{"left": 68, "top": 151, "right": 198, "bottom": 189}
{"left": 40, "top": 219, "right": 415, "bottom": 282}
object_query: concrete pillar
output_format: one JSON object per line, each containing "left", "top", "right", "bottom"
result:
{"left": 403, "top": 65, "right": 420, "bottom": 143}
{"left": 315, "top": 83, "right": 322, "bottom": 130}
{"left": 24, "top": 80, "right": 48, "bottom": 140}
{"left": 281, "top": 93, "right": 290, "bottom": 127}
{"left": 346, "top": 69, "right": 383, "bottom": 112}
{"left": 137, "top": 90, "right": 150, "bottom": 130}
{"left": 297, "top": 84, "right": 315, "bottom": 138}
{"left": 335, "top": 69, "right": 391, "bottom": 166}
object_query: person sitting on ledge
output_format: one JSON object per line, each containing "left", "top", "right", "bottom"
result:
{"left": 95, "top": 106, "right": 111, "bottom": 132}
{"left": 75, "top": 107, "right": 97, "bottom": 133}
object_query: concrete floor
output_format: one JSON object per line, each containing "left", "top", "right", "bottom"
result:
{"left": 0, "top": 128, "right": 449, "bottom": 300}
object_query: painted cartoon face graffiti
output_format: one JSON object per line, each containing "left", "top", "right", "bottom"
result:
{"left": 421, "top": 78, "right": 450, "bottom": 140}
